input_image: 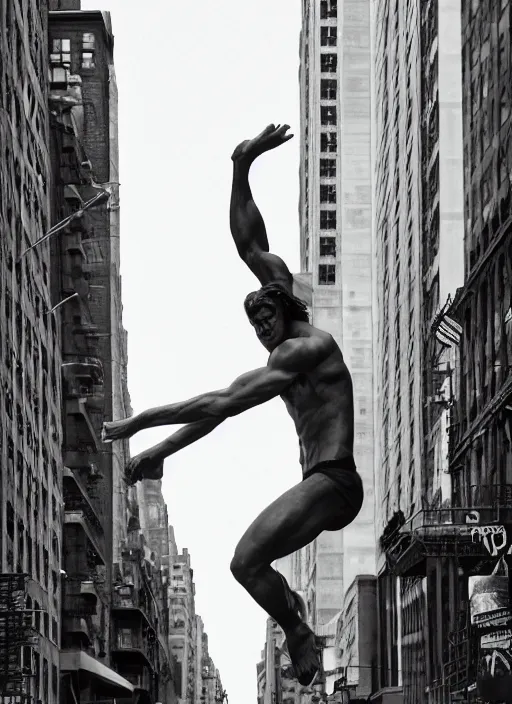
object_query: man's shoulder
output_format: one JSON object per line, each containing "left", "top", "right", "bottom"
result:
{"left": 269, "top": 331, "right": 336, "bottom": 371}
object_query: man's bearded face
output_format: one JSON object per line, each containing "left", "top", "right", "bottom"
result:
{"left": 248, "top": 300, "right": 287, "bottom": 350}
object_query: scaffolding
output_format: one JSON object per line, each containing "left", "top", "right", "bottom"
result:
{"left": 0, "top": 574, "right": 39, "bottom": 702}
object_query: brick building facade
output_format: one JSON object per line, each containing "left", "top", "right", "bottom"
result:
{"left": 0, "top": 1, "right": 63, "bottom": 701}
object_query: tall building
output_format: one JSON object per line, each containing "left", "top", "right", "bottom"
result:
{"left": 0, "top": 1, "right": 63, "bottom": 702}
{"left": 1, "top": 4, "right": 222, "bottom": 703}
{"left": 194, "top": 617, "right": 223, "bottom": 704}
{"left": 371, "top": 0, "right": 467, "bottom": 702}
{"left": 296, "top": 0, "right": 375, "bottom": 691}
{"left": 272, "top": 2, "right": 376, "bottom": 694}
{"left": 168, "top": 543, "right": 198, "bottom": 704}
{"left": 440, "top": 1, "right": 512, "bottom": 701}
{"left": 47, "top": 5, "right": 134, "bottom": 701}
{"left": 138, "top": 480, "right": 172, "bottom": 565}
{"left": 336, "top": 575, "right": 377, "bottom": 701}
{"left": 137, "top": 480, "right": 184, "bottom": 703}
{"left": 47, "top": 4, "right": 179, "bottom": 702}
{"left": 298, "top": 0, "right": 375, "bottom": 622}
{"left": 164, "top": 530, "right": 222, "bottom": 704}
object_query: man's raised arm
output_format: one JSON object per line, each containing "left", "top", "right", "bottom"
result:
{"left": 230, "top": 124, "right": 294, "bottom": 292}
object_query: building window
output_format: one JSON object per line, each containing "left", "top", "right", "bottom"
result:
{"left": 320, "top": 0, "right": 338, "bottom": 19}
{"left": 119, "top": 628, "right": 132, "bottom": 648}
{"left": 320, "top": 210, "right": 336, "bottom": 229}
{"left": 50, "top": 38, "right": 70, "bottom": 65}
{"left": 321, "top": 26, "right": 337, "bottom": 46}
{"left": 321, "top": 53, "right": 337, "bottom": 73}
{"left": 82, "top": 52, "right": 95, "bottom": 69}
{"left": 321, "top": 78, "right": 337, "bottom": 100}
{"left": 320, "top": 237, "right": 336, "bottom": 256}
{"left": 320, "top": 132, "right": 337, "bottom": 153}
{"left": 34, "top": 602, "right": 40, "bottom": 632}
{"left": 320, "top": 158, "right": 336, "bottom": 178}
{"left": 320, "top": 105, "right": 337, "bottom": 125}
{"left": 50, "top": 38, "right": 70, "bottom": 85}
{"left": 82, "top": 32, "right": 95, "bottom": 68}
{"left": 320, "top": 184, "right": 336, "bottom": 203}
{"left": 83, "top": 32, "right": 95, "bottom": 49}
{"left": 52, "top": 665, "right": 58, "bottom": 698}
{"left": 43, "top": 658, "right": 49, "bottom": 703}
{"left": 319, "top": 264, "right": 336, "bottom": 285}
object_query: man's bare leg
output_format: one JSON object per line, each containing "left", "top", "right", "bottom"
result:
{"left": 230, "top": 472, "right": 363, "bottom": 686}
{"left": 230, "top": 124, "right": 294, "bottom": 291}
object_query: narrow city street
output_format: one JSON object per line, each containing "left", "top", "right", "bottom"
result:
{"left": 0, "top": 1, "right": 511, "bottom": 704}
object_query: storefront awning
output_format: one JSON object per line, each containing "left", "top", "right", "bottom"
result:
{"left": 60, "top": 650, "right": 134, "bottom": 694}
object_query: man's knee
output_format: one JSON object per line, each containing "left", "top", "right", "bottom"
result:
{"left": 229, "top": 550, "right": 247, "bottom": 583}
{"left": 230, "top": 548, "right": 259, "bottom": 584}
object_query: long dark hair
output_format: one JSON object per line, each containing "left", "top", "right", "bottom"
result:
{"left": 244, "top": 282, "right": 310, "bottom": 323}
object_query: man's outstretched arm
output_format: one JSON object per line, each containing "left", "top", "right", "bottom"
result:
{"left": 123, "top": 354, "right": 299, "bottom": 483}
{"left": 103, "top": 366, "right": 295, "bottom": 442}
{"left": 140, "top": 418, "right": 223, "bottom": 462}
{"left": 102, "top": 336, "right": 332, "bottom": 443}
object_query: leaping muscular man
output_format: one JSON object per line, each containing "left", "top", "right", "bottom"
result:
{"left": 102, "top": 125, "right": 364, "bottom": 686}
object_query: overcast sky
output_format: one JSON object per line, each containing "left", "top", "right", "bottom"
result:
{"left": 81, "top": 1, "right": 302, "bottom": 701}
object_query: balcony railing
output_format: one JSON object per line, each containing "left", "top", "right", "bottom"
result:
{"left": 425, "top": 679, "right": 447, "bottom": 704}
{"left": 65, "top": 397, "right": 102, "bottom": 451}
{"left": 112, "top": 586, "right": 155, "bottom": 631}
{"left": 403, "top": 484, "right": 512, "bottom": 534}
{"left": 0, "top": 575, "right": 39, "bottom": 692}
{"left": 385, "top": 485, "right": 512, "bottom": 573}
{"left": 63, "top": 229, "right": 86, "bottom": 258}
{"left": 64, "top": 510, "right": 106, "bottom": 565}
{"left": 64, "top": 468, "right": 103, "bottom": 522}
{"left": 111, "top": 630, "right": 157, "bottom": 671}
{"left": 63, "top": 579, "right": 99, "bottom": 617}
{"left": 62, "top": 359, "right": 104, "bottom": 403}
{"left": 63, "top": 466, "right": 103, "bottom": 520}
{"left": 121, "top": 666, "right": 154, "bottom": 692}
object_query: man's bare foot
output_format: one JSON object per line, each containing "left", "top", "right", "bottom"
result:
{"left": 285, "top": 623, "right": 323, "bottom": 687}
{"left": 125, "top": 451, "right": 164, "bottom": 485}
{"left": 231, "top": 124, "right": 293, "bottom": 162}
{"left": 102, "top": 418, "right": 138, "bottom": 443}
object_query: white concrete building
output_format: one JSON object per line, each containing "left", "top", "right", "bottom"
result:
{"left": 297, "top": 0, "right": 376, "bottom": 627}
